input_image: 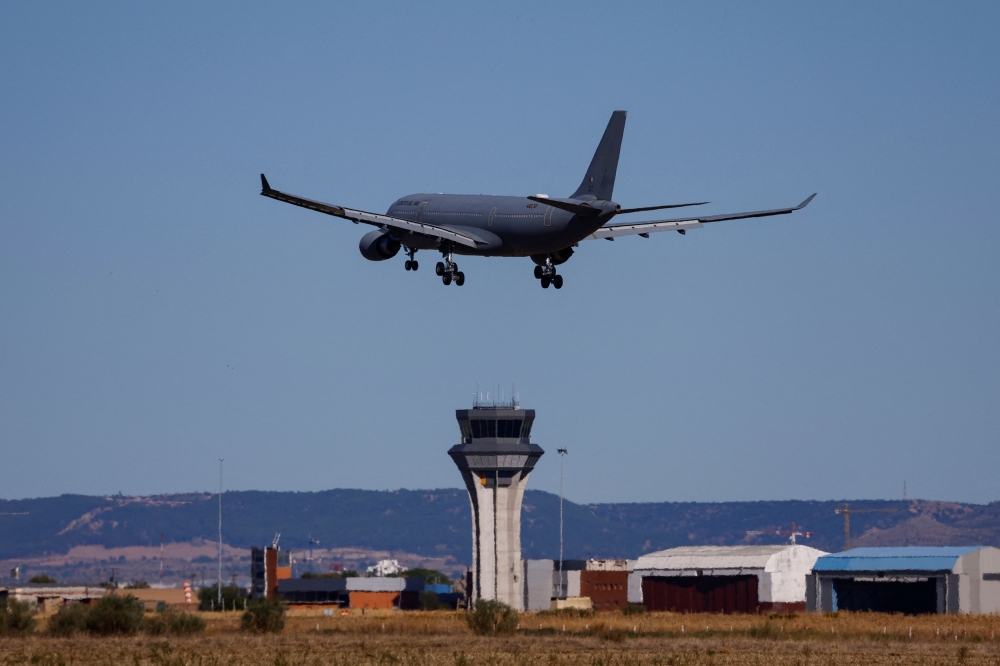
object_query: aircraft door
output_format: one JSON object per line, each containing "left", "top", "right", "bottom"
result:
{"left": 416, "top": 201, "right": 428, "bottom": 222}
{"left": 488, "top": 206, "right": 497, "bottom": 226}
{"left": 544, "top": 206, "right": 553, "bottom": 227}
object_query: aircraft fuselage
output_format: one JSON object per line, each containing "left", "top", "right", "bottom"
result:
{"left": 385, "top": 194, "right": 612, "bottom": 257}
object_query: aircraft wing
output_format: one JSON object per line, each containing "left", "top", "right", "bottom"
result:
{"left": 259, "top": 174, "right": 479, "bottom": 249}
{"left": 584, "top": 194, "right": 816, "bottom": 241}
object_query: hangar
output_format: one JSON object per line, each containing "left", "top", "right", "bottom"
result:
{"left": 807, "top": 547, "right": 1000, "bottom": 614}
{"left": 629, "top": 545, "right": 826, "bottom": 613}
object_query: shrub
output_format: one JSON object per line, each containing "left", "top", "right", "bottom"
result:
{"left": 84, "top": 595, "right": 144, "bottom": 635}
{"left": 169, "top": 612, "right": 206, "bottom": 635}
{"left": 125, "top": 580, "right": 151, "bottom": 589}
{"left": 622, "top": 604, "right": 646, "bottom": 616}
{"left": 241, "top": 598, "right": 285, "bottom": 633}
{"left": 0, "top": 599, "right": 36, "bottom": 636}
{"left": 466, "top": 599, "right": 518, "bottom": 636}
{"left": 142, "top": 612, "right": 170, "bottom": 636}
{"left": 29, "top": 575, "right": 57, "bottom": 584}
{"left": 143, "top": 611, "right": 206, "bottom": 636}
{"left": 47, "top": 603, "right": 88, "bottom": 636}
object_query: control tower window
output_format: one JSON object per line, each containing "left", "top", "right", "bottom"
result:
{"left": 469, "top": 418, "right": 524, "bottom": 439}
{"left": 495, "top": 419, "right": 522, "bottom": 438}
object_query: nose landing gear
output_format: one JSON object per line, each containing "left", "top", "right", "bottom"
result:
{"left": 534, "top": 256, "right": 563, "bottom": 289}
{"left": 403, "top": 248, "right": 419, "bottom": 271}
{"left": 435, "top": 246, "right": 465, "bottom": 286}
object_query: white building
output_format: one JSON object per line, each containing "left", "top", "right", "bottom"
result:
{"left": 630, "top": 545, "right": 827, "bottom": 613}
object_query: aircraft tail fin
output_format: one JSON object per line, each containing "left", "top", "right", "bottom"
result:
{"left": 570, "top": 110, "right": 627, "bottom": 201}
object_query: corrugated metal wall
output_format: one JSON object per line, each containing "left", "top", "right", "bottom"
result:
{"left": 642, "top": 575, "right": 759, "bottom": 614}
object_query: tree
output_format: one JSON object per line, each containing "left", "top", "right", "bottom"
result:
{"left": 393, "top": 568, "right": 451, "bottom": 585}
{"left": 28, "top": 575, "right": 56, "bottom": 584}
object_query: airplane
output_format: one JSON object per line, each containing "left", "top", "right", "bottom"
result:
{"left": 260, "top": 111, "right": 815, "bottom": 289}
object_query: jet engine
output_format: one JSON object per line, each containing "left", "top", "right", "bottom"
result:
{"left": 359, "top": 230, "right": 401, "bottom": 261}
{"left": 530, "top": 247, "right": 575, "bottom": 266}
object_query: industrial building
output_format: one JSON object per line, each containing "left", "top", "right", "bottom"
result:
{"left": 630, "top": 545, "right": 827, "bottom": 613}
{"left": 807, "top": 546, "right": 1000, "bottom": 614}
{"left": 449, "top": 398, "right": 544, "bottom": 609}
{"left": 250, "top": 544, "right": 291, "bottom": 599}
{"left": 277, "top": 576, "right": 423, "bottom": 609}
{"left": 0, "top": 584, "right": 107, "bottom": 611}
{"left": 523, "top": 559, "right": 632, "bottom": 611}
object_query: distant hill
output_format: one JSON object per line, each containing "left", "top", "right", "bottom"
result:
{"left": 2, "top": 490, "right": 1000, "bottom": 566}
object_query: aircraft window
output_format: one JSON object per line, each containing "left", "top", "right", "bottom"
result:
{"left": 512, "top": 420, "right": 522, "bottom": 438}
{"left": 486, "top": 420, "right": 496, "bottom": 438}
{"left": 471, "top": 420, "right": 482, "bottom": 439}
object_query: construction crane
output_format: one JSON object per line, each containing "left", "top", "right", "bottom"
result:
{"left": 834, "top": 503, "right": 897, "bottom": 550}
{"left": 778, "top": 522, "right": 813, "bottom": 545}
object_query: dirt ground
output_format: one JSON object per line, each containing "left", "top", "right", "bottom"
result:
{"left": 4, "top": 609, "right": 1000, "bottom": 665}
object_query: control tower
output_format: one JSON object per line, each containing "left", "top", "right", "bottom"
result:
{"left": 449, "top": 397, "right": 544, "bottom": 608}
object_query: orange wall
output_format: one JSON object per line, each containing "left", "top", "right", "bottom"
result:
{"left": 349, "top": 591, "right": 400, "bottom": 610}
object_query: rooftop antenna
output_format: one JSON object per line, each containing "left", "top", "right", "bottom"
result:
{"left": 903, "top": 481, "right": 907, "bottom": 500}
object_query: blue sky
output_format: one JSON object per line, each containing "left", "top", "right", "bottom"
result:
{"left": 1, "top": 2, "right": 998, "bottom": 504}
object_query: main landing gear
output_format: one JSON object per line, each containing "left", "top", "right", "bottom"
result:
{"left": 435, "top": 247, "right": 465, "bottom": 286}
{"left": 403, "top": 247, "right": 419, "bottom": 271}
{"left": 533, "top": 256, "right": 563, "bottom": 289}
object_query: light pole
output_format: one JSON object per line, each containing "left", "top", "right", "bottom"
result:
{"left": 218, "top": 458, "right": 223, "bottom": 609}
{"left": 557, "top": 448, "right": 568, "bottom": 599}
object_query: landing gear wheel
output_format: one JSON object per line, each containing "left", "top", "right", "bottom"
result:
{"left": 435, "top": 262, "right": 445, "bottom": 276}
{"left": 411, "top": 260, "right": 418, "bottom": 271}
{"left": 553, "top": 275, "right": 564, "bottom": 289}
{"left": 404, "top": 260, "right": 412, "bottom": 271}
{"left": 455, "top": 272, "right": 465, "bottom": 286}
{"left": 541, "top": 276, "right": 551, "bottom": 289}
{"left": 442, "top": 273, "right": 452, "bottom": 286}
{"left": 534, "top": 265, "right": 543, "bottom": 279}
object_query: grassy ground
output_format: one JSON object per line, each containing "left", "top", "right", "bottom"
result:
{"left": 4, "top": 610, "right": 1000, "bottom": 665}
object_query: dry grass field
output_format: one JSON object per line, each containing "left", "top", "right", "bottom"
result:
{"left": 4, "top": 610, "right": 1000, "bottom": 665}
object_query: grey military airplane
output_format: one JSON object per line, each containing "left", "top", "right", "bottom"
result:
{"left": 260, "top": 111, "right": 814, "bottom": 289}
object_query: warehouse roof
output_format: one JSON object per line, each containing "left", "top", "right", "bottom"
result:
{"left": 635, "top": 545, "right": 818, "bottom": 571}
{"left": 813, "top": 546, "right": 984, "bottom": 572}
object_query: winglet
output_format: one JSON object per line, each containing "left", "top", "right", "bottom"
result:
{"left": 797, "top": 193, "right": 817, "bottom": 209}
{"left": 260, "top": 173, "right": 271, "bottom": 193}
